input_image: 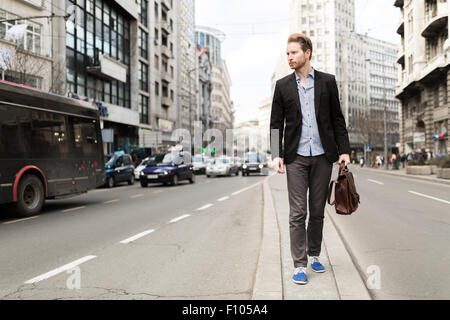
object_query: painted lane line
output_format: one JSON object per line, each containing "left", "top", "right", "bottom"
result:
{"left": 367, "top": 179, "right": 384, "bottom": 185}
{"left": 62, "top": 206, "right": 86, "bottom": 213}
{"left": 197, "top": 204, "right": 213, "bottom": 211}
{"left": 217, "top": 196, "right": 229, "bottom": 202}
{"left": 408, "top": 191, "right": 450, "bottom": 205}
{"left": 169, "top": 214, "right": 191, "bottom": 223}
{"left": 130, "top": 194, "right": 144, "bottom": 199}
{"left": 24, "top": 256, "right": 97, "bottom": 284}
{"left": 153, "top": 190, "right": 164, "bottom": 194}
{"left": 104, "top": 199, "right": 119, "bottom": 204}
{"left": 231, "top": 182, "right": 261, "bottom": 196}
{"left": 3, "top": 216, "right": 39, "bottom": 225}
{"left": 120, "top": 229, "right": 155, "bottom": 244}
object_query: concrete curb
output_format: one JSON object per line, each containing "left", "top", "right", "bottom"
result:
{"left": 252, "top": 177, "right": 283, "bottom": 300}
{"left": 358, "top": 166, "right": 450, "bottom": 186}
{"left": 323, "top": 206, "right": 372, "bottom": 300}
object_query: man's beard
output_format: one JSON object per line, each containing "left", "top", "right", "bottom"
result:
{"left": 290, "top": 59, "right": 306, "bottom": 70}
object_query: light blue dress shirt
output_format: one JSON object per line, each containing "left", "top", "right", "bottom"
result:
{"left": 295, "top": 69, "right": 325, "bottom": 157}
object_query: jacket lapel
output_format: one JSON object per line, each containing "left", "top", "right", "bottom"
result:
{"left": 288, "top": 72, "right": 302, "bottom": 120}
{"left": 314, "top": 70, "right": 321, "bottom": 119}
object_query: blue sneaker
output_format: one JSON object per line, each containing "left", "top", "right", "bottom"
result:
{"left": 292, "top": 267, "right": 308, "bottom": 284}
{"left": 311, "top": 257, "right": 325, "bottom": 273}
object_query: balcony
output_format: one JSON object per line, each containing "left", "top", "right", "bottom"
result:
{"left": 161, "top": 0, "right": 172, "bottom": 10}
{"left": 394, "top": 0, "right": 404, "bottom": 8}
{"left": 396, "top": 49, "right": 405, "bottom": 65}
{"left": 86, "top": 54, "right": 127, "bottom": 83}
{"left": 161, "top": 20, "right": 172, "bottom": 33}
{"left": 396, "top": 19, "right": 404, "bottom": 36}
{"left": 422, "top": 4, "right": 448, "bottom": 39}
{"left": 161, "top": 96, "right": 172, "bottom": 107}
{"left": 161, "top": 69, "right": 172, "bottom": 82}
{"left": 160, "top": 45, "right": 172, "bottom": 59}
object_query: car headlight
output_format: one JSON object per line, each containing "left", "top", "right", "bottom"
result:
{"left": 259, "top": 164, "right": 263, "bottom": 169}
{"left": 140, "top": 171, "right": 144, "bottom": 176}
{"left": 243, "top": 165, "right": 247, "bottom": 169}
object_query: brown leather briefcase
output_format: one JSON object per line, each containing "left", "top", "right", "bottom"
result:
{"left": 327, "top": 162, "right": 360, "bottom": 215}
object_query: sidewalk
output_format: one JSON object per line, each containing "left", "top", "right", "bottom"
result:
{"left": 252, "top": 173, "right": 371, "bottom": 300}
{"left": 358, "top": 165, "right": 450, "bottom": 186}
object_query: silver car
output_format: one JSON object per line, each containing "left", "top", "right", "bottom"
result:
{"left": 206, "top": 157, "right": 239, "bottom": 177}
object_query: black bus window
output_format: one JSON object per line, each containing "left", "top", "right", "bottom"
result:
{"left": 0, "top": 104, "right": 32, "bottom": 159}
{"left": 70, "top": 117, "right": 99, "bottom": 157}
{"left": 31, "top": 111, "right": 68, "bottom": 158}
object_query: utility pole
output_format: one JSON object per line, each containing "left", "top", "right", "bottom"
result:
{"left": 382, "top": 63, "right": 388, "bottom": 170}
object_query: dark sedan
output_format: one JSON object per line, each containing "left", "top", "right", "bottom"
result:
{"left": 242, "top": 152, "right": 270, "bottom": 176}
{"left": 140, "top": 152, "right": 195, "bottom": 187}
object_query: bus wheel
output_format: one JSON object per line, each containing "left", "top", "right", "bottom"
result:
{"left": 16, "top": 174, "right": 45, "bottom": 217}
{"left": 107, "top": 177, "right": 115, "bottom": 188}
{"left": 128, "top": 175, "right": 135, "bottom": 185}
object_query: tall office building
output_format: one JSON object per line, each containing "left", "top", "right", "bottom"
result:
{"left": 394, "top": 0, "right": 449, "bottom": 155}
{"left": 195, "top": 26, "right": 234, "bottom": 137}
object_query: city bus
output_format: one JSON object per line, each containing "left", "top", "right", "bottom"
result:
{"left": 0, "top": 81, "right": 105, "bottom": 217}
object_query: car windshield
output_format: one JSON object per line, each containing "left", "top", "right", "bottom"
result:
{"left": 106, "top": 155, "right": 118, "bottom": 166}
{"left": 162, "top": 153, "right": 179, "bottom": 163}
{"left": 211, "top": 158, "right": 229, "bottom": 164}
{"left": 193, "top": 156, "right": 205, "bottom": 162}
{"left": 245, "top": 154, "right": 263, "bottom": 162}
{"left": 144, "top": 154, "right": 165, "bottom": 165}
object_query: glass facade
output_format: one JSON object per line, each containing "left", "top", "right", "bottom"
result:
{"left": 66, "top": 0, "right": 131, "bottom": 108}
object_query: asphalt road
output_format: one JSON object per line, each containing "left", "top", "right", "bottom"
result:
{"left": 329, "top": 165, "right": 450, "bottom": 300}
{"left": 0, "top": 172, "right": 268, "bottom": 299}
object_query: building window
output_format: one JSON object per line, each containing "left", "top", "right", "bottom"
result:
{"left": 0, "top": 9, "right": 42, "bottom": 55}
{"left": 155, "top": 81, "right": 159, "bottom": 96}
{"left": 139, "top": 95, "right": 149, "bottom": 124}
{"left": 139, "top": 62, "right": 148, "bottom": 92}
{"left": 154, "top": 54, "right": 159, "bottom": 69}
{"left": 139, "top": 28, "right": 148, "bottom": 59}
{"left": 64, "top": 0, "right": 131, "bottom": 108}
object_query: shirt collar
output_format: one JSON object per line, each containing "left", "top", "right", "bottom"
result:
{"left": 295, "top": 67, "right": 315, "bottom": 83}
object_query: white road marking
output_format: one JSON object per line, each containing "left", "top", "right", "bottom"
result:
{"left": 367, "top": 179, "right": 384, "bottom": 185}
{"left": 62, "top": 206, "right": 86, "bottom": 213}
{"left": 104, "top": 199, "right": 119, "bottom": 204}
{"left": 217, "top": 196, "right": 229, "bottom": 202}
{"left": 408, "top": 191, "right": 450, "bottom": 205}
{"left": 130, "top": 194, "right": 144, "bottom": 199}
{"left": 169, "top": 214, "right": 191, "bottom": 223}
{"left": 120, "top": 229, "right": 155, "bottom": 244}
{"left": 24, "top": 256, "right": 97, "bottom": 284}
{"left": 231, "top": 182, "right": 261, "bottom": 196}
{"left": 197, "top": 204, "right": 213, "bottom": 211}
{"left": 3, "top": 216, "right": 39, "bottom": 225}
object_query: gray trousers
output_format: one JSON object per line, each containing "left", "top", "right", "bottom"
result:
{"left": 286, "top": 154, "right": 332, "bottom": 268}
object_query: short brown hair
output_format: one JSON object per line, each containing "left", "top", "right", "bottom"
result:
{"left": 288, "top": 33, "right": 313, "bottom": 60}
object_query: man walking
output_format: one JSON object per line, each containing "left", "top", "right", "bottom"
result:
{"left": 270, "top": 34, "right": 351, "bottom": 285}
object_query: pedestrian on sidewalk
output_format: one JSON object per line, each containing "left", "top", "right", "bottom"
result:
{"left": 270, "top": 33, "right": 351, "bottom": 285}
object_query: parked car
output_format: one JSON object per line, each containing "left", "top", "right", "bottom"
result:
{"left": 134, "top": 153, "right": 166, "bottom": 180}
{"left": 140, "top": 152, "right": 195, "bottom": 187}
{"left": 242, "top": 152, "right": 269, "bottom": 176}
{"left": 192, "top": 154, "right": 209, "bottom": 174}
{"left": 105, "top": 151, "right": 135, "bottom": 187}
{"left": 206, "top": 156, "right": 239, "bottom": 177}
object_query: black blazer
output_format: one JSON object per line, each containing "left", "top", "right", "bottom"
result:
{"left": 270, "top": 70, "right": 350, "bottom": 165}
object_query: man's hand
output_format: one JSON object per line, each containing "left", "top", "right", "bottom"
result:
{"left": 339, "top": 154, "right": 351, "bottom": 166}
{"left": 273, "top": 157, "right": 285, "bottom": 174}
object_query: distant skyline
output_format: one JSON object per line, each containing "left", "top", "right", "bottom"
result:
{"left": 195, "top": 0, "right": 400, "bottom": 125}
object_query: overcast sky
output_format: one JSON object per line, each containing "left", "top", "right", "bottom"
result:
{"left": 195, "top": 0, "right": 400, "bottom": 125}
